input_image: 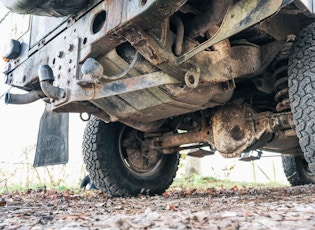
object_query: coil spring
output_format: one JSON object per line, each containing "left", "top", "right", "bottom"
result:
{"left": 273, "top": 66, "right": 290, "bottom": 112}
{"left": 272, "top": 41, "right": 293, "bottom": 113}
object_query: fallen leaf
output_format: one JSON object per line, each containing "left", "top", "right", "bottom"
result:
{"left": 166, "top": 203, "right": 175, "bottom": 210}
{"left": 0, "top": 198, "right": 6, "bottom": 206}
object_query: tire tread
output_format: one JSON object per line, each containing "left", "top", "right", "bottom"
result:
{"left": 82, "top": 117, "right": 179, "bottom": 196}
{"left": 289, "top": 22, "right": 315, "bottom": 171}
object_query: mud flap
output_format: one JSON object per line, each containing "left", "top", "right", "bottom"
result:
{"left": 33, "top": 110, "right": 69, "bottom": 167}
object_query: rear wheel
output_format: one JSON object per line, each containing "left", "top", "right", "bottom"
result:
{"left": 289, "top": 22, "right": 315, "bottom": 173}
{"left": 82, "top": 117, "right": 179, "bottom": 196}
{"left": 282, "top": 156, "right": 315, "bottom": 186}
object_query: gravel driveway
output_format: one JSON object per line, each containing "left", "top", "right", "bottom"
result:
{"left": 1, "top": 185, "right": 315, "bottom": 229}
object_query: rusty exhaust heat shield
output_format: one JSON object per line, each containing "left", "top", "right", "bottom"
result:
{"left": 146, "top": 103, "right": 295, "bottom": 158}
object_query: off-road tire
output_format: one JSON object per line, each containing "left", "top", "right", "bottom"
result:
{"left": 82, "top": 117, "right": 179, "bottom": 197}
{"left": 282, "top": 156, "right": 315, "bottom": 186}
{"left": 289, "top": 22, "right": 315, "bottom": 173}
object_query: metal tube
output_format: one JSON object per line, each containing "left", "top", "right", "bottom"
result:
{"left": 148, "top": 118, "right": 213, "bottom": 150}
{"left": 158, "top": 131, "right": 208, "bottom": 149}
{"left": 105, "top": 52, "right": 139, "bottom": 80}
{"left": 40, "top": 81, "right": 66, "bottom": 100}
{"left": 38, "top": 65, "right": 66, "bottom": 100}
{"left": 171, "top": 16, "right": 184, "bottom": 56}
{"left": 5, "top": 91, "right": 44, "bottom": 105}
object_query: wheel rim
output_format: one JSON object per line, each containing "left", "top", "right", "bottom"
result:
{"left": 118, "top": 126, "right": 165, "bottom": 177}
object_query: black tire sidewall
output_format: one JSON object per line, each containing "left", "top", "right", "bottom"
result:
{"left": 83, "top": 117, "right": 179, "bottom": 196}
{"left": 288, "top": 22, "right": 315, "bottom": 172}
{"left": 282, "top": 156, "right": 315, "bottom": 185}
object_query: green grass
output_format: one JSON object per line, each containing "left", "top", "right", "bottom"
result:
{"left": 170, "top": 174, "right": 287, "bottom": 190}
{"left": 1, "top": 175, "right": 288, "bottom": 194}
{"left": 0, "top": 184, "right": 81, "bottom": 194}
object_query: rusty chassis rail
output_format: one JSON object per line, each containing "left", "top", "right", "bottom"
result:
{"left": 5, "top": 0, "right": 285, "bottom": 113}
{"left": 5, "top": 0, "right": 187, "bottom": 107}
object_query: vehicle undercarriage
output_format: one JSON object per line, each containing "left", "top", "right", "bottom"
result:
{"left": 2, "top": 0, "right": 315, "bottom": 195}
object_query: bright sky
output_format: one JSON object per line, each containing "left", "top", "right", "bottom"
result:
{"left": 0, "top": 6, "right": 40, "bottom": 161}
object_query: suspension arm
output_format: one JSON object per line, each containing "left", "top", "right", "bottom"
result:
{"left": 145, "top": 118, "right": 213, "bottom": 151}
{"left": 143, "top": 109, "right": 295, "bottom": 156}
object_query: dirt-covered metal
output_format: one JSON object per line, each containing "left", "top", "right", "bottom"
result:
{"left": 2, "top": 0, "right": 315, "bottom": 192}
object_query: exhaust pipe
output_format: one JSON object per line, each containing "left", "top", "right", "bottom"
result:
{"left": 5, "top": 90, "right": 45, "bottom": 105}
{"left": 38, "top": 65, "right": 66, "bottom": 100}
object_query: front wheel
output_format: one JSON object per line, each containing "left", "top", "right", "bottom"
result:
{"left": 82, "top": 117, "right": 179, "bottom": 197}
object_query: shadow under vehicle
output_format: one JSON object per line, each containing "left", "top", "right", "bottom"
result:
{"left": 2, "top": 0, "right": 315, "bottom": 196}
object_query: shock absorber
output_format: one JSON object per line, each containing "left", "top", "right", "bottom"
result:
{"left": 272, "top": 40, "right": 294, "bottom": 113}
